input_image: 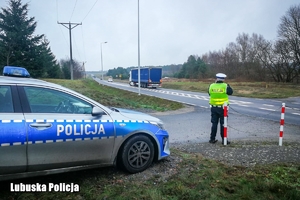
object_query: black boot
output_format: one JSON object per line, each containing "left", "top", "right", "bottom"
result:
{"left": 209, "top": 139, "right": 218, "bottom": 144}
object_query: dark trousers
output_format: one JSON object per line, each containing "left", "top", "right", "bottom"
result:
{"left": 210, "top": 106, "right": 225, "bottom": 141}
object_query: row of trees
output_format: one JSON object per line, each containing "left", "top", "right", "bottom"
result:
{"left": 106, "top": 64, "right": 183, "bottom": 80}
{"left": 176, "top": 4, "right": 300, "bottom": 83}
{"left": 106, "top": 67, "right": 130, "bottom": 80}
{"left": 175, "top": 55, "right": 207, "bottom": 79}
{"left": 0, "top": 0, "right": 84, "bottom": 79}
{"left": 109, "top": 4, "right": 300, "bottom": 83}
{"left": 1, "top": 0, "right": 299, "bottom": 83}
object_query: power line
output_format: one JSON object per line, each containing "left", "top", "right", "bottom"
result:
{"left": 58, "top": 25, "right": 69, "bottom": 47}
{"left": 56, "top": 0, "right": 59, "bottom": 22}
{"left": 73, "top": 32, "right": 82, "bottom": 61}
{"left": 82, "top": 0, "right": 99, "bottom": 22}
{"left": 56, "top": 0, "right": 99, "bottom": 73}
{"left": 70, "top": 0, "right": 78, "bottom": 21}
{"left": 80, "top": 26, "right": 87, "bottom": 63}
{"left": 56, "top": 0, "right": 69, "bottom": 57}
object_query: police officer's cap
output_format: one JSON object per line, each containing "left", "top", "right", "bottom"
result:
{"left": 216, "top": 73, "right": 227, "bottom": 80}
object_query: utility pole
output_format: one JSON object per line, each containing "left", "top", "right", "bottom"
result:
{"left": 58, "top": 21, "right": 82, "bottom": 80}
{"left": 137, "top": 0, "right": 141, "bottom": 95}
{"left": 100, "top": 42, "right": 107, "bottom": 80}
{"left": 82, "top": 61, "right": 87, "bottom": 78}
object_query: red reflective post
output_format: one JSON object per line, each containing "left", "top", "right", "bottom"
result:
{"left": 223, "top": 102, "right": 228, "bottom": 145}
{"left": 279, "top": 103, "right": 285, "bottom": 146}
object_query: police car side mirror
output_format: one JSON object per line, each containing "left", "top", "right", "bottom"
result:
{"left": 92, "top": 107, "right": 106, "bottom": 116}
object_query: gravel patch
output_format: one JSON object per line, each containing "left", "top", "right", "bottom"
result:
{"left": 122, "top": 139, "right": 300, "bottom": 183}
{"left": 173, "top": 139, "right": 300, "bottom": 167}
{"left": 122, "top": 106, "right": 300, "bottom": 182}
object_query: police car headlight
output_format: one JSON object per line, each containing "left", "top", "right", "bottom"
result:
{"left": 163, "top": 136, "right": 168, "bottom": 150}
{"left": 150, "top": 121, "right": 165, "bottom": 130}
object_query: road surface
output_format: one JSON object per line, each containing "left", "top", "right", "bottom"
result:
{"left": 95, "top": 78, "right": 300, "bottom": 126}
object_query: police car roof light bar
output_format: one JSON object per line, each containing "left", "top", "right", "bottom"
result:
{"left": 3, "top": 66, "right": 30, "bottom": 78}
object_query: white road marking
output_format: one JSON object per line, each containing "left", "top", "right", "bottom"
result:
{"left": 102, "top": 81, "right": 300, "bottom": 115}
{"left": 199, "top": 106, "right": 209, "bottom": 109}
{"left": 263, "top": 104, "right": 274, "bottom": 107}
{"left": 238, "top": 104, "right": 250, "bottom": 107}
{"left": 259, "top": 108, "right": 276, "bottom": 111}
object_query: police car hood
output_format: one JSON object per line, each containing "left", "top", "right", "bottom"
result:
{"left": 110, "top": 107, "right": 162, "bottom": 123}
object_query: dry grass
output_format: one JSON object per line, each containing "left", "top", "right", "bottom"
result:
{"left": 44, "top": 78, "right": 183, "bottom": 111}
{"left": 161, "top": 78, "right": 300, "bottom": 98}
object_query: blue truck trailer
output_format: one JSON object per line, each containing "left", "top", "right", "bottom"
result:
{"left": 129, "top": 67, "right": 162, "bottom": 88}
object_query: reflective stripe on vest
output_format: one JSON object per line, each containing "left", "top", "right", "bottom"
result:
{"left": 209, "top": 83, "right": 229, "bottom": 106}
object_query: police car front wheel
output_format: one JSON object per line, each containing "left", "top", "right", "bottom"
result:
{"left": 119, "top": 135, "right": 154, "bottom": 174}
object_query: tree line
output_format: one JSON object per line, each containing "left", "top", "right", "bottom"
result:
{"left": 1, "top": 0, "right": 299, "bottom": 83}
{"left": 112, "top": 4, "right": 300, "bottom": 83}
{"left": 176, "top": 4, "right": 300, "bottom": 83}
{"left": 0, "top": 0, "right": 84, "bottom": 79}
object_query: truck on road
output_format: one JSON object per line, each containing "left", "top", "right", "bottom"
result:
{"left": 129, "top": 67, "right": 162, "bottom": 88}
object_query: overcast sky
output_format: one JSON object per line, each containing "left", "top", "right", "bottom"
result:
{"left": 0, "top": 0, "right": 299, "bottom": 71}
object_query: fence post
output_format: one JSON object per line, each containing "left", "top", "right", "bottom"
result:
{"left": 279, "top": 103, "right": 285, "bottom": 146}
{"left": 223, "top": 102, "right": 228, "bottom": 145}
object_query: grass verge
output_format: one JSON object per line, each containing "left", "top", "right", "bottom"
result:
{"left": 162, "top": 80, "right": 300, "bottom": 98}
{"left": 44, "top": 78, "right": 183, "bottom": 112}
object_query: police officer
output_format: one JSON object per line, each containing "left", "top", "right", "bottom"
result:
{"left": 208, "top": 73, "right": 233, "bottom": 144}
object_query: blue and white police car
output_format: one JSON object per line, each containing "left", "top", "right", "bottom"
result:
{"left": 0, "top": 66, "right": 170, "bottom": 181}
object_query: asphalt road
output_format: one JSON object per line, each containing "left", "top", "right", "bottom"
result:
{"left": 96, "top": 78, "right": 300, "bottom": 126}
{"left": 151, "top": 105, "right": 300, "bottom": 144}
{"left": 94, "top": 78, "right": 300, "bottom": 144}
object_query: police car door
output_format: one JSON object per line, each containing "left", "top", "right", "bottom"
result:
{"left": 20, "top": 86, "right": 115, "bottom": 171}
{"left": 0, "top": 85, "right": 26, "bottom": 176}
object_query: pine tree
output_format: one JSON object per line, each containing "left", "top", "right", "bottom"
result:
{"left": 0, "top": 0, "right": 59, "bottom": 78}
{"left": 35, "top": 37, "right": 61, "bottom": 78}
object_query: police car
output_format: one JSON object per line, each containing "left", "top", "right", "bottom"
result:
{"left": 0, "top": 66, "right": 170, "bottom": 181}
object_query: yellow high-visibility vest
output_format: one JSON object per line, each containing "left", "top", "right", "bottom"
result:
{"left": 209, "top": 83, "right": 229, "bottom": 106}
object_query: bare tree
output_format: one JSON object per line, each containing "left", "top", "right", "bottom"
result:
{"left": 204, "top": 50, "right": 224, "bottom": 76}
{"left": 205, "top": 34, "right": 268, "bottom": 81}
{"left": 222, "top": 42, "right": 240, "bottom": 79}
{"left": 236, "top": 33, "right": 251, "bottom": 76}
{"left": 274, "top": 39, "right": 298, "bottom": 82}
{"left": 250, "top": 34, "right": 271, "bottom": 80}
{"left": 251, "top": 34, "right": 281, "bottom": 82}
{"left": 277, "top": 4, "right": 300, "bottom": 82}
{"left": 252, "top": 34, "right": 294, "bottom": 82}
{"left": 234, "top": 33, "right": 264, "bottom": 80}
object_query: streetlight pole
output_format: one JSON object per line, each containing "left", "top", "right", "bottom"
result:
{"left": 100, "top": 41, "right": 107, "bottom": 80}
{"left": 137, "top": 0, "right": 141, "bottom": 95}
